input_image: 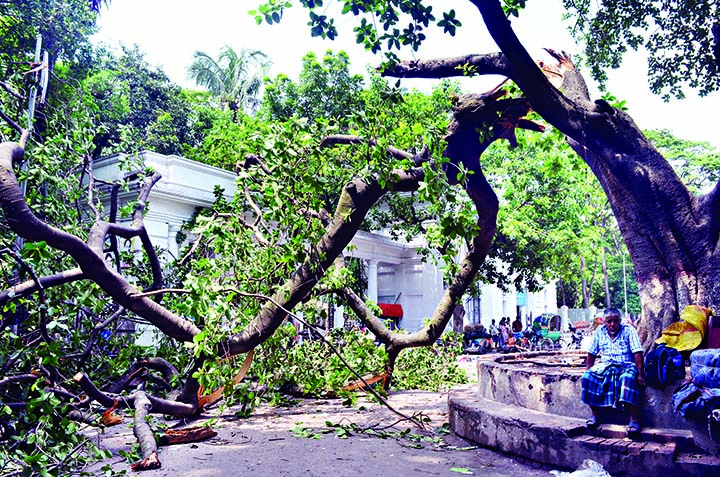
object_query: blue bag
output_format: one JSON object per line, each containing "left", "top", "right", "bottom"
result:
{"left": 644, "top": 344, "right": 686, "bottom": 390}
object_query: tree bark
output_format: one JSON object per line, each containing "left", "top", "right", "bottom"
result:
{"left": 130, "top": 391, "right": 161, "bottom": 471}
{"left": 330, "top": 89, "right": 543, "bottom": 384}
{"left": 0, "top": 142, "right": 200, "bottom": 343}
{"left": 469, "top": 0, "right": 720, "bottom": 347}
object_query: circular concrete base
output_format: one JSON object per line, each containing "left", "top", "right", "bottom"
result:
{"left": 475, "top": 350, "right": 687, "bottom": 428}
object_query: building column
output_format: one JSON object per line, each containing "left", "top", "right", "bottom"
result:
{"left": 560, "top": 305, "right": 569, "bottom": 332}
{"left": 366, "top": 259, "right": 378, "bottom": 303}
{"left": 333, "top": 305, "right": 344, "bottom": 329}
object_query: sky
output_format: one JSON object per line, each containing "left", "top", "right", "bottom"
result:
{"left": 92, "top": 0, "right": 720, "bottom": 147}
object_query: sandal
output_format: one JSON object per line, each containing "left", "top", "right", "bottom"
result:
{"left": 585, "top": 415, "right": 600, "bottom": 429}
{"left": 627, "top": 420, "right": 641, "bottom": 435}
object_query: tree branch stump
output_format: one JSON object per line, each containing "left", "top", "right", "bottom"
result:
{"left": 130, "top": 391, "right": 161, "bottom": 471}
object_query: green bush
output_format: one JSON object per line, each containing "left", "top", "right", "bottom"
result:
{"left": 231, "top": 327, "right": 467, "bottom": 413}
{"left": 393, "top": 332, "right": 468, "bottom": 391}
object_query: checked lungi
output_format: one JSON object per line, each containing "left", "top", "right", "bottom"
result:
{"left": 581, "top": 362, "right": 641, "bottom": 408}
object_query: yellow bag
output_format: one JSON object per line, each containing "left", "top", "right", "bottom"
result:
{"left": 655, "top": 305, "right": 712, "bottom": 352}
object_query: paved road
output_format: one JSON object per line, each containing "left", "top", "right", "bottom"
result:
{"left": 85, "top": 389, "right": 558, "bottom": 476}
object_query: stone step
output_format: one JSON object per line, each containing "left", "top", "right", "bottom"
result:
{"left": 449, "top": 386, "right": 720, "bottom": 477}
{"left": 587, "top": 423, "right": 699, "bottom": 452}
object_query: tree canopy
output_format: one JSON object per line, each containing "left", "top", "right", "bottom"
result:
{"left": 84, "top": 46, "right": 196, "bottom": 157}
{"left": 256, "top": 0, "right": 719, "bottom": 99}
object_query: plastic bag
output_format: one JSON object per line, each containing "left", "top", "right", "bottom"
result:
{"left": 550, "top": 459, "right": 613, "bottom": 477}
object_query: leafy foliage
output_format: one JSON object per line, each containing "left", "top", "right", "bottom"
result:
{"left": 0, "top": 0, "right": 98, "bottom": 73}
{"left": 261, "top": 50, "right": 365, "bottom": 127}
{"left": 645, "top": 129, "right": 720, "bottom": 193}
{"left": 392, "top": 332, "right": 467, "bottom": 391}
{"left": 253, "top": 1, "right": 461, "bottom": 68}
{"left": 478, "top": 121, "right": 642, "bottom": 311}
{"left": 227, "top": 327, "right": 467, "bottom": 417}
{"left": 562, "top": 0, "right": 720, "bottom": 98}
{"left": 0, "top": 0, "right": 99, "bottom": 142}
{"left": 82, "top": 46, "right": 196, "bottom": 157}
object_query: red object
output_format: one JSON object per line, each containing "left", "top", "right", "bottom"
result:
{"left": 708, "top": 315, "right": 720, "bottom": 348}
{"left": 378, "top": 303, "right": 403, "bottom": 318}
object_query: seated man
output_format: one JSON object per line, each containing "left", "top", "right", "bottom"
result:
{"left": 581, "top": 308, "right": 645, "bottom": 436}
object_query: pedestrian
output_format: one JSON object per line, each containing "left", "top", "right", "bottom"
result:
{"left": 580, "top": 308, "right": 645, "bottom": 437}
{"left": 498, "top": 318, "right": 510, "bottom": 349}
{"left": 489, "top": 319, "right": 499, "bottom": 345}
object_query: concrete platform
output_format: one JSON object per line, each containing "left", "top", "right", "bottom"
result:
{"left": 449, "top": 352, "right": 720, "bottom": 476}
{"left": 476, "top": 351, "right": 687, "bottom": 428}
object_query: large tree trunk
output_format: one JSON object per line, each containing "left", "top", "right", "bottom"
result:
{"left": 471, "top": 0, "right": 720, "bottom": 348}
{"left": 576, "top": 141, "right": 718, "bottom": 347}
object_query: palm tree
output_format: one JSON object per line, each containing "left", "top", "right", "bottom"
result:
{"left": 187, "top": 46, "right": 271, "bottom": 121}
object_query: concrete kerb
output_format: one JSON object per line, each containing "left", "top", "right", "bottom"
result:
{"left": 448, "top": 387, "right": 718, "bottom": 477}
{"left": 450, "top": 387, "right": 588, "bottom": 471}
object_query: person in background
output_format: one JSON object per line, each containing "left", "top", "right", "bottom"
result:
{"left": 498, "top": 318, "right": 510, "bottom": 349}
{"left": 580, "top": 308, "right": 645, "bottom": 437}
{"left": 512, "top": 316, "right": 523, "bottom": 333}
{"left": 489, "top": 319, "right": 499, "bottom": 346}
{"left": 462, "top": 324, "right": 474, "bottom": 349}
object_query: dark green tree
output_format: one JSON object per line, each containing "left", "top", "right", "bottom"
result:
{"left": 83, "top": 46, "right": 195, "bottom": 157}
{"left": 261, "top": 50, "right": 365, "bottom": 127}
{"left": 562, "top": 0, "right": 720, "bottom": 99}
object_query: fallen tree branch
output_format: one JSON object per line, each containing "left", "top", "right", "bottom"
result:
{"left": 0, "top": 142, "right": 201, "bottom": 343}
{"left": 158, "top": 426, "right": 217, "bottom": 446}
{"left": 131, "top": 288, "right": 191, "bottom": 299}
{"left": 319, "top": 135, "right": 430, "bottom": 166}
{"left": 0, "top": 268, "right": 84, "bottom": 309}
{"left": 130, "top": 391, "right": 161, "bottom": 471}
{"left": 74, "top": 372, "right": 198, "bottom": 416}
{"left": 177, "top": 232, "right": 204, "bottom": 267}
{"left": 73, "top": 372, "right": 115, "bottom": 408}
{"left": 0, "top": 248, "right": 49, "bottom": 343}
{"left": 67, "top": 410, "right": 99, "bottom": 425}
{"left": 64, "top": 307, "right": 124, "bottom": 364}
{"left": 0, "top": 109, "right": 25, "bottom": 139}
{"left": 0, "top": 374, "right": 39, "bottom": 389}
{"left": 104, "top": 357, "right": 180, "bottom": 394}
{"left": 381, "top": 53, "right": 513, "bottom": 80}
{"left": 221, "top": 153, "right": 426, "bottom": 357}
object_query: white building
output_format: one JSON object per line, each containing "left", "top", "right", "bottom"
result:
{"left": 94, "top": 151, "right": 556, "bottom": 334}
